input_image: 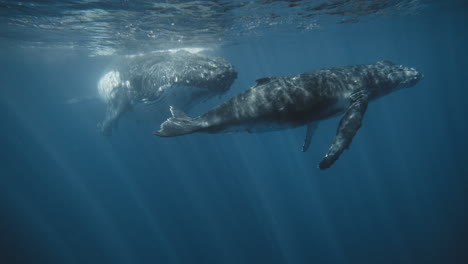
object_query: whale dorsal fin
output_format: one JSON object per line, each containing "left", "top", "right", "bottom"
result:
{"left": 255, "top": 77, "right": 273, "bottom": 86}
{"left": 302, "top": 122, "right": 319, "bottom": 152}
{"left": 319, "top": 90, "right": 369, "bottom": 169}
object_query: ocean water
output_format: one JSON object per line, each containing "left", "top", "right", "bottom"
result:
{"left": 0, "top": 1, "right": 467, "bottom": 264}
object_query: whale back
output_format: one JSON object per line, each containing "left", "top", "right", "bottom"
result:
{"left": 121, "top": 51, "right": 237, "bottom": 103}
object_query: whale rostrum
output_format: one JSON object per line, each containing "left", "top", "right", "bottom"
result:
{"left": 155, "top": 61, "right": 423, "bottom": 169}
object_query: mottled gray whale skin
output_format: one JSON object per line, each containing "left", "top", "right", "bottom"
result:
{"left": 155, "top": 61, "right": 422, "bottom": 169}
{"left": 97, "top": 50, "right": 237, "bottom": 136}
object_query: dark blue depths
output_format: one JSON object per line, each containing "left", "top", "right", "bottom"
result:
{"left": 0, "top": 6, "right": 467, "bottom": 264}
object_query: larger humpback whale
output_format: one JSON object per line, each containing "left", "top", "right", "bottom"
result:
{"left": 97, "top": 49, "right": 237, "bottom": 136}
{"left": 155, "top": 61, "right": 422, "bottom": 169}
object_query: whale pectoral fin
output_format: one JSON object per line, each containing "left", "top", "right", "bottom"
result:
{"left": 302, "top": 122, "right": 319, "bottom": 152}
{"left": 99, "top": 97, "right": 131, "bottom": 136}
{"left": 319, "top": 91, "right": 369, "bottom": 170}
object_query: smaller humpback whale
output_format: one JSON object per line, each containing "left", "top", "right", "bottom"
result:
{"left": 155, "top": 61, "right": 422, "bottom": 169}
{"left": 97, "top": 50, "right": 237, "bottom": 136}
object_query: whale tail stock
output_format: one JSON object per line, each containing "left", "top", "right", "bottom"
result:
{"left": 154, "top": 106, "right": 202, "bottom": 137}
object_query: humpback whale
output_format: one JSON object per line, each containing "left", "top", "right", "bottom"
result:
{"left": 155, "top": 61, "right": 422, "bottom": 169}
{"left": 97, "top": 50, "right": 237, "bottom": 136}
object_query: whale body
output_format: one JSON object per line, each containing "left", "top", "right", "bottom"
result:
{"left": 155, "top": 61, "right": 422, "bottom": 169}
{"left": 97, "top": 50, "right": 237, "bottom": 136}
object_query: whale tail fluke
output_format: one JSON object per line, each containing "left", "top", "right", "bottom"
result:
{"left": 154, "top": 106, "right": 202, "bottom": 137}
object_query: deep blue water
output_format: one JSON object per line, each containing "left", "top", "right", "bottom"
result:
{"left": 1, "top": 1, "right": 467, "bottom": 264}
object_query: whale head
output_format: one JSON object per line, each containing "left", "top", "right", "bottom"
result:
{"left": 97, "top": 70, "right": 132, "bottom": 102}
{"left": 376, "top": 61, "right": 423, "bottom": 89}
{"left": 368, "top": 61, "right": 423, "bottom": 99}
{"left": 390, "top": 65, "right": 423, "bottom": 89}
